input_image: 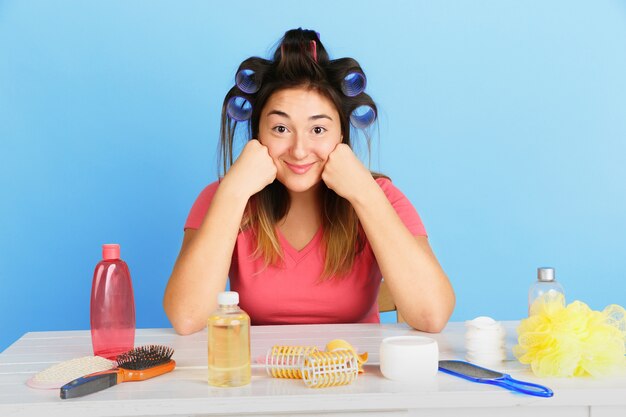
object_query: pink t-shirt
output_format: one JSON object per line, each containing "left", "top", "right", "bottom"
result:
{"left": 184, "top": 178, "right": 427, "bottom": 325}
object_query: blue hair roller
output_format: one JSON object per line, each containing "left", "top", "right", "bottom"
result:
{"left": 341, "top": 72, "right": 367, "bottom": 97}
{"left": 350, "top": 105, "right": 376, "bottom": 129}
{"left": 226, "top": 96, "right": 253, "bottom": 121}
{"left": 236, "top": 69, "right": 260, "bottom": 94}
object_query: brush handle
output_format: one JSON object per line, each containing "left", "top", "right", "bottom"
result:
{"left": 492, "top": 375, "right": 553, "bottom": 398}
{"left": 59, "top": 361, "right": 176, "bottom": 399}
{"left": 119, "top": 360, "right": 176, "bottom": 381}
{"left": 60, "top": 370, "right": 120, "bottom": 399}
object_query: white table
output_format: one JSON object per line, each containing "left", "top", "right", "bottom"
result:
{"left": 1, "top": 322, "right": 625, "bottom": 416}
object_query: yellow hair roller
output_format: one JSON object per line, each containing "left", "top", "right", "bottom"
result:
{"left": 325, "top": 339, "right": 369, "bottom": 373}
{"left": 302, "top": 349, "right": 358, "bottom": 388}
{"left": 264, "top": 339, "right": 367, "bottom": 387}
{"left": 264, "top": 345, "right": 319, "bottom": 379}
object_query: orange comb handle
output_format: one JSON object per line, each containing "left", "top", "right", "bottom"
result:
{"left": 60, "top": 360, "right": 176, "bottom": 399}
{"left": 119, "top": 360, "right": 176, "bottom": 382}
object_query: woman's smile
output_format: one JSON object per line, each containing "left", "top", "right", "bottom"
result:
{"left": 284, "top": 161, "right": 316, "bottom": 174}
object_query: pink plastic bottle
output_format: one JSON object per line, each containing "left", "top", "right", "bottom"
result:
{"left": 90, "top": 244, "right": 136, "bottom": 359}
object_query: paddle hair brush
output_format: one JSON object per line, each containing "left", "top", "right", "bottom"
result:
{"left": 60, "top": 345, "right": 175, "bottom": 399}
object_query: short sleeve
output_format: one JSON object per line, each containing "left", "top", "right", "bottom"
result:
{"left": 184, "top": 181, "right": 221, "bottom": 230}
{"left": 376, "top": 177, "right": 427, "bottom": 237}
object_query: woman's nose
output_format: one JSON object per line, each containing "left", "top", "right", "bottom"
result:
{"left": 290, "top": 134, "right": 308, "bottom": 160}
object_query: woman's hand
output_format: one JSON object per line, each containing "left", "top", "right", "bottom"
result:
{"left": 222, "top": 139, "right": 277, "bottom": 198}
{"left": 164, "top": 140, "right": 276, "bottom": 335}
{"left": 321, "top": 143, "right": 376, "bottom": 202}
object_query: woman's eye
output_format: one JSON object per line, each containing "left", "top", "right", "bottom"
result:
{"left": 273, "top": 125, "right": 288, "bottom": 133}
{"left": 313, "top": 126, "right": 326, "bottom": 135}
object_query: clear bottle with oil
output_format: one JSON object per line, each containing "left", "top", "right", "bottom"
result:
{"left": 207, "top": 291, "right": 251, "bottom": 387}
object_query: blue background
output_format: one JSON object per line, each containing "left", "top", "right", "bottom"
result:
{"left": 1, "top": 0, "right": 625, "bottom": 352}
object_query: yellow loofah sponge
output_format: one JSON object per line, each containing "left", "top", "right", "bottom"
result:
{"left": 513, "top": 292, "right": 626, "bottom": 377}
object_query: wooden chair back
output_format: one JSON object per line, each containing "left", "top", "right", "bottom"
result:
{"left": 377, "top": 280, "right": 405, "bottom": 323}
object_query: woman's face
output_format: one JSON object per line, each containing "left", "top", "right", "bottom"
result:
{"left": 258, "top": 87, "right": 343, "bottom": 194}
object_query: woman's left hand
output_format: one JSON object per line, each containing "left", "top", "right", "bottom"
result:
{"left": 321, "top": 143, "right": 375, "bottom": 202}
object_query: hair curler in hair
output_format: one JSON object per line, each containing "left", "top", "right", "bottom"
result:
{"left": 341, "top": 72, "right": 367, "bottom": 97}
{"left": 236, "top": 69, "right": 260, "bottom": 94}
{"left": 226, "top": 96, "right": 253, "bottom": 121}
{"left": 350, "top": 105, "right": 376, "bottom": 129}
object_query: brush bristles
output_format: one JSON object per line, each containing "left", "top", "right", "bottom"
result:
{"left": 116, "top": 345, "right": 174, "bottom": 370}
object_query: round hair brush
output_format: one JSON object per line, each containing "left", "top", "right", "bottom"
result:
{"left": 60, "top": 345, "right": 175, "bottom": 399}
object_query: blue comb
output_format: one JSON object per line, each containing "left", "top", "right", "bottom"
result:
{"left": 438, "top": 360, "right": 553, "bottom": 398}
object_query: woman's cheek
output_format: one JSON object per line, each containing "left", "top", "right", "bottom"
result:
{"left": 264, "top": 142, "right": 285, "bottom": 159}
{"left": 318, "top": 142, "right": 338, "bottom": 160}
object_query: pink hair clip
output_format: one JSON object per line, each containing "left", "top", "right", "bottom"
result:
{"left": 310, "top": 40, "right": 318, "bottom": 63}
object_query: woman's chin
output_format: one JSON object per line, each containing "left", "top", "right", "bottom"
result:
{"left": 277, "top": 176, "right": 323, "bottom": 194}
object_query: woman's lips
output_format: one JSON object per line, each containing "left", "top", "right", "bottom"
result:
{"left": 284, "top": 161, "right": 315, "bottom": 174}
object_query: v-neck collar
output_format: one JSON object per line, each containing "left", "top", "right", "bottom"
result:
{"left": 277, "top": 226, "right": 323, "bottom": 264}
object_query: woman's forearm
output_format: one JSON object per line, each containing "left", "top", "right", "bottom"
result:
{"left": 350, "top": 180, "right": 455, "bottom": 332}
{"left": 163, "top": 180, "right": 249, "bottom": 334}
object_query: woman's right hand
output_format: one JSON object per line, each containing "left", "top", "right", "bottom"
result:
{"left": 222, "top": 139, "right": 277, "bottom": 198}
{"left": 164, "top": 139, "right": 275, "bottom": 335}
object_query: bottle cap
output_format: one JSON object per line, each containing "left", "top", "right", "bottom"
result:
{"left": 537, "top": 267, "right": 556, "bottom": 282}
{"left": 218, "top": 291, "right": 239, "bottom": 306}
{"left": 102, "top": 244, "right": 120, "bottom": 260}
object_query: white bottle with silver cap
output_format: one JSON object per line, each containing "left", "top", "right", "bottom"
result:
{"left": 528, "top": 267, "right": 565, "bottom": 315}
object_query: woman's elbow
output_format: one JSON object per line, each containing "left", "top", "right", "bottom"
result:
{"left": 407, "top": 295, "right": 456, "bottom": 333}
{"left": 163, "top": 298, "right": 206, "bottom": 335}
{"left": 407, "top": 314, "right": 449, "bottom": 333}
{"left": 173, "top": 319, "right": 205, "bottom": 336}
{"left": 419, "top": 317, "right": 449, "bottom": 333}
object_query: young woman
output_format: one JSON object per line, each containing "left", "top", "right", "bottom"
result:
{"left": 163, "top": 28, "right": 455, "bottom": 334}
